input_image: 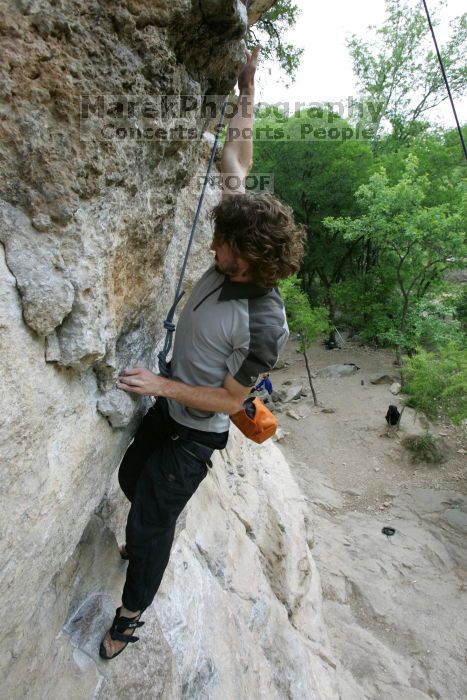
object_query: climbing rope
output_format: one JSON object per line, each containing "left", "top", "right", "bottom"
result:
{"left": 157, "top": 96, "right": 228, "bottom": 377}
{"left": 158, "top": 0, "right": 253, "bottom": 377}
{"left": 421, "top": 0, "right": 467, "bottom": 160}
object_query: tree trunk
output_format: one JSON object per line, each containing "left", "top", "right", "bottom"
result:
{"left": 395, "top": 346, "right": 406, "bottom": 388}
{"left": 395, "top": 346, "right": 402, "bottom": 367}
{"left": 303, "top": 350, "right": 318, "bottom": 406}
{"left": 397, "top": 297, "right": 410, "bottom": 386}
{"left": 327, "top": 296, "right": 337, "bottom": 343}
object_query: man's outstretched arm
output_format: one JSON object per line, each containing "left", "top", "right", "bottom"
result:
{"left": 220, "top": 45, "right": 260, "bottom": 197}
{"left": 117, "top": 367, "right": 250, "bottom": 415}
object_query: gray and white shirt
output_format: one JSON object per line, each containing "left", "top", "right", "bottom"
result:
{"left": 167, "top": 265, "right": 289, "bottom": 433}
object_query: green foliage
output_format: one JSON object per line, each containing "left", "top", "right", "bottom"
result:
{"left": 395, "top": 295, "right": 462, "bottom": 351}
{"left": 247, "top": 1, "right": 467, "bottom": 429}
{"left": 454, "top": 286, "right": 467, "bottom": 331}
{"left": 330, "top": 273, "right": 399, "bottom": 343}
{"left": 247, "top": 1, "right": 303, "bottom": 81}
{"left": 254, "top": 110, "right": 374, "bottom": 227}
{"left": 403, "top": 344, "right": 467, "bottom": 424}
{"left": 323, "top": 155, "right": 467, "bottom": 353}
{"left": 347, "top": 0, "right": 467, "bottom": 145}
{"left": 403, "top": 431, "right": 447, "bottom": 463}
{"left": 376, "top": 128, "right": 467, "bottom": 201}
{"left": 331, "top": 275, "right": 463, "bottom": 350}
{"left": 253, "top": 109, "right": 374, "bottom": 320}
{"left": 279, "top": 276, "right": 329, "bottom": 351}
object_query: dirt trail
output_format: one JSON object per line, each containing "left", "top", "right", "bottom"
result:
{"left": 271, "top": 338, "right": 467, "bottom": 700}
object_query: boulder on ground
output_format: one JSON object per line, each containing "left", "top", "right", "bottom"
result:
{"left": 390, "top": 382, "right": 401, "bottom": 395}
{"left": 272, "top": 360, "right": 288, "bottom": 370}
{"left": 272, "top": 427, "right": 289, "bottom": 442}
{"left": 272, "top": 384, "right": 303, "bottom": 403}
{"left": 370, "top": 374, "right": 397, "bottom": 385}
{"left": 317, "top": 364, "right": 359, "bottom": 379}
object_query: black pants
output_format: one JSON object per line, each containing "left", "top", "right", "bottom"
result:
{"left": 118, "top": 397, "right": 228, "bottom": 613}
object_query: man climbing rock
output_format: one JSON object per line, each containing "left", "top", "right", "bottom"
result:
{"left": 99, "top": 46, "right": 305, "bottom": 659}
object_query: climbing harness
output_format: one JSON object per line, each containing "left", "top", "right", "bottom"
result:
{"left": 157, "top": 96, "right": 228, "bottom": 377}
{"left": 421, "top": 0, "right": 467, "bottom": 161}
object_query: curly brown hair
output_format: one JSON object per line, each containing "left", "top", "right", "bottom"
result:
{"left": 210, "top": 193, "right": 305, "bottom": 287}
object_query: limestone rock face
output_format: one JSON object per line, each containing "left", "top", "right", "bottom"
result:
{"left": 155, "top": 432, "right": 338, "bottom": 699}
{"left": 0, "top": 1, "right": 339, "bottom": 697}
{"left": 2, "top": 431, "right": 339, "bottom": 699}
{"left": 0, "top": 0, "right": 246, "bottom": 381}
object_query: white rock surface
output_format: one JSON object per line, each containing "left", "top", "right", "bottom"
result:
{"left": 154, "top": 430, "right": 338, "bottom": 699}
{"left": 273, "top": 426, "right": 289, "bottom": 441}
{"left": 302, "top": 470, "right": 467, "bottom": 700}
{"left": 272, "top": 384, "right": 303, "bottom": 403}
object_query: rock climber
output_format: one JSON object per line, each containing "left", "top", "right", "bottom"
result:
{"left": 99, "top": 45, "right": 305, "bottom": 659}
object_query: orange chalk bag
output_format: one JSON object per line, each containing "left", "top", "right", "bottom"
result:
{"left": 230, "top": 397, "right": 277, "bottom": 444}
